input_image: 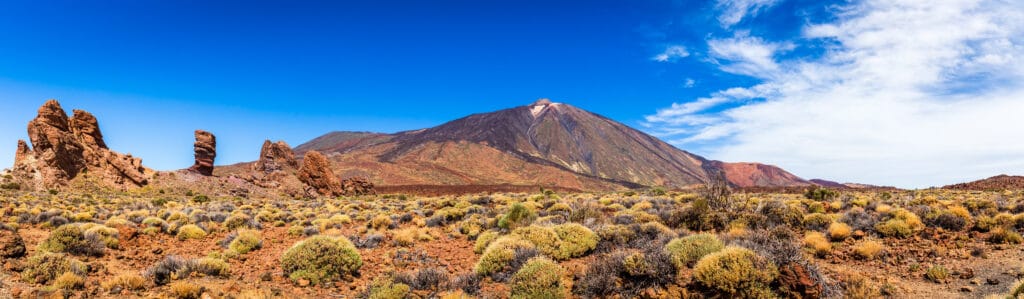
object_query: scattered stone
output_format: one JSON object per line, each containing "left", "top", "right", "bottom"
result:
{"left": 260, "top": 272, "right": 273, "bottom": 281}
{"left": 777, "top": 263, "right": 823, "bottom": 299}
{"left": 959, "top": 268, "right": 974, "bottom": 279}
{"left": 987, "top": 278, "right": 999, "bottom": 285}
{"left": 189, "top": 130, "right": 216, "bottom": 176}
{"left": 341, "top": 177, "right": 375, "bottom": 196}
{"left": 960, "top": 286, "right": 973, "bottom": 292}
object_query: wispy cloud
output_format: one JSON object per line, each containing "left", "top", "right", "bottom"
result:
{"left": 647, "top": 0, "right": 1024, "bottom": 188}
{"left": 716, "top": 0, "right": 780, "bottom": 28}
{"left": 652, "top": 45, "right": 691, "bottom": 62}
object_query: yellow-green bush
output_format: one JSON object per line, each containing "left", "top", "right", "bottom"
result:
{"left": 827, "top": 222, "right": 851, "bottom": 241}
{"left": 475, "top": 236, "right": 536, "bottom": 276}
{"left": 854, "top": 240, "right": 883, "bottom": 260}
{"left": 925, "top": 265, "right": 949, "bottom": 283}
{"left": 229, "top": 230, "right": 262, "bottom": 255}
{"left": 693, "top": 246, "right": 778, "bottom": 297}
{"left": 369, "top": 214, "right": 393, "bottom": 231}
{"left": 509, "top": 257, "right": 565, "bottom": 299}
{"left": 474, "top": 231, "right": 500, "bottom": 254}
{"left": 168, "top": 281, "right": 203, "bottom": 299}
{"left": 21, "top": 252, "right": 87, "bottom": 284}
{"left": 84, "top": 225, "right": 120, "bottom": 248}
{"left": 367, "top": 278, "right": 411, "bottom": 299}
{"left": 52, "top": 271, "right": 85, "bottom": 290}
{"left": 101, "top": 273, "right": 146, "bottom": 292}
{"left": 664, "top": 233, "right": 725, "bottom": 269}
{"left": 39, "top": 224, "right": 103, "bottom": 256}
{"left": 988, "top": 228, "right": 1023, "bottom": 244}
{"left": 512, "top": 226, "right": 561, "bottom": 258}
{"left": 875, "top": 209, "right": 923, "bottom": 238}
{"left": 280, "top": 236, "right": 362, "bottom": 285}
{"left": 176, "top": 224, "right": 208, "bottom": 240}
{"left": 802, "top": 213, "right": 831, "bottom": 230}
{"left": 553, "top": 223, "right": 598, "bottom": 259}
{"left": 498, "top": 202, "right": 537, "bottom": 229}
{"left": 803, "top": 232, "right": 831, "bottom": 257}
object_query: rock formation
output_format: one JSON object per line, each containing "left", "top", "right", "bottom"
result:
{"left": 188, "top": 130, "right": 216, "bottom": 176}
{"left": 11, "top": 100, "right": 149, "bottom": 190}
{"left": 297, "top": 150, "right": 342, "bottom": 197}
{"left": 253, "top": 140, "right": 298, "bottom": 173}
{"left": 341, "top": 177, "right": 375, "bottom": 195}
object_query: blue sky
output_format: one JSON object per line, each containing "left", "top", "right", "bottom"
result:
{"left": 2, "top": 0, "right": 1022, "bottom": 188}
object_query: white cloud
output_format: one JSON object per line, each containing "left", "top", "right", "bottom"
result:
{"left": 717, "top": 0, "right": 780, "bottom": 28}
{"left": 647, "top": 0, "right": 1024, "bottom": 188}
{"left": 684, "top": 78, "right": 696, "bottom": 88}
{"left": 652, "top": 45, "right": 691, "bottom": 62}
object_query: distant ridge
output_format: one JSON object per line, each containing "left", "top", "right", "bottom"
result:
{"left": 943, "top": 174, "right": 1024, "bottom": 191}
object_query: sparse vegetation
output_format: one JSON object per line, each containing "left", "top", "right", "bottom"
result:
{"left": 280, "top": 235, "right": 362, "bottom": 285}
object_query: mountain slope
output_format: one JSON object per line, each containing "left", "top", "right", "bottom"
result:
{"left": 296, "top": 99, "right": 809, "bottom": 190}
{"left": 943, "top": 175, "right": 1024, "bottom": 191}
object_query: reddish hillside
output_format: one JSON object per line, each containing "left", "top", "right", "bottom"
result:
{"left": 943, "top": 175, "right": 1024, "bottom": 191}
{"left": 293, "top": 99, "right": 810, "bottom": 190}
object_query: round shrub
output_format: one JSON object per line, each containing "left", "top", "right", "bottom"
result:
{"left": 176, "top": 224, "right": 208, "bottom": 240}
{"left": 802, "top": 232, "right": 831, "bottom": 257}
{"left": 498, "top": 203, "right": 536, "bottom": 230}
{"left": 693, "top": 246, "right": 778, "bottom": 297}
{"left": 369, "top": 214, "right": 393, "bottom": 231}
{"left": 228, "top": 230, "right": 262, "bottom": 254}
{"left": 39, "top": 224, "right": 103, "bottom": 256}
{"left": 988, "top": 228, "right": 1023, "bottom": 244}
{"left": 827, "top": 222, "right": 852, "bottom": 241}
{"left": 875, "top": 209, "right": 923, "bottom": 238}
{"left": 512, "top": 226, "right": 560, "bottom": 258}
{"left": 84, "top": 225, "right": 120, "bottom": 249}
{"left": 224, "top": 214, "right": 257, "bottom": 230}
{"left": 853, "top": 240, "right": 884, "bottom": 260}
{"left": 802, "top": 213, "right": 831, "bottom": 231}
{"left": 280, "top": 236, "right": 362, "bottom": 285}
{"left": 509, "top": 257, "right": 565, "bottom": 299}
{"left": 665, "top": 233, "right": 725, "bottom": 269}
{"left": 21, "top": 252, "right": 87, "bottom": 284}
{"left": 553, "top": 223, "right": 598, "bottom": 259}
{"left": 474, "top": 231, "right": 500, "bottom": 254}
{"left": 475, "top": 236, "right": 536, "bottom": 276}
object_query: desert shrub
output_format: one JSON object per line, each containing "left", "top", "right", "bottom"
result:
{"left": 193, "top": 257, "right": 230, "bottom": 277}
{"left": 1007, "top": 279, "right": 1024, "bottom": 298}
{"left": 509, "top": 257, "right": 565, "bottom": 299}
{"left": 228, "top": 230, "right": 262, "bottom": 255}
{"left": 664, "top": 233, "right": 724, "bottom": 269}
{"left": 176, "top": 224, "right": 208, "bottom": 240}
{"left": 925, "top": 265, "right": 949, "bottom": 283}
{"left": 875, "top": 209, "right": 923, "bottom": 238}
{"left": 693, "top": 246, "right": 778, "bottom": 297}
{"left": 699, "top": 172, "right": 732, "bottom": 209}
{"left": 367, "top": 278, "right": 411, "bottom": 299}
{"left": 975, "top": 216, "right": 997, "bottom": 232}
{"left": 573, "top": 245, "right": 676, "bottom": 298}
{"left": 474, "top": 236, "right": 536, "bottom": 276}
{"left": 369, "top": 214, "right": 393, "bottom": 231}
{"left": 224, "top": 214, "right": 259, "bottom": 230}
{"left": 474, "top": 231, "right": 500, "bottom": 254}
{"left": 280, "top": 236, "right": 362, "bottom": 285}
{"left": 854, "top": 240, "right": 884, "bottom": 260}
{"left": 802, "top": 232, "right": 831, "bottom": 257}
{"left": 805, "top": 187, "right": 839, "bottom": 201}
{"left": 839, "top": 207, "right": 878, "bottom": 232}
{"left": 39, "top": 224, "right": 104, "bottom": 256}
{"left": 553, "top": 223, "right": 599, "bottom": 259}
{"left": 759, "top": 199, "right": 803, "bottom": 227}
{"left": 595, "top": 224, "right": 635, "bottom": 251}
{"left": 84, "top": 225, "right": 120, "bottom": 248}
{"left": 696, "top": 246, "right": 774, "bottom": 296}
{"left": 499, "top": 202, "right": 537, "bottom": 230}
{"left": 101, "top": 274, "right": 147, "bottom": 293}
{"left": 987, "top": 228, "right": 1023, "bottom": 244}
{"left": 803, "top": 213, "right": 832, "bottom": 231}
{"left": 142, "top": 216, "right": 169, "bottom": 232}
{"left": 393, "top": 227, "right": 422, "bottom": 247}
{"left": 828, "top": 222, "right": 852, "bottom": 241}
{"left": 393, "top": 268, "right": 448, "bottom": 291}
{"left": 53, "top": 271, "right": 85, "bottom": 290}
{"left": 512, "top": 226, "right": 560, "bottom": 257}
{"left": 21, "top": 252, "right": 87, "bottom": 284}
{"left": 448, "top": 272, "right": 482, "bottom": 295}
{"left": 146, "top": 256, "right": 195, "bottom": 285}
{"left": 168, "top": 281, "right": 203, "bottom": 299}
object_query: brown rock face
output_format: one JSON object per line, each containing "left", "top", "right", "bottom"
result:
{"left": 12, "top": 100, "right": 149, "bottom": 189}
{"left": 341, "top": 177, "right": 375, "bottom": 196}
{"left": 777, "top": 263, "right": 823, "bottom": 299}
{"left": 297, "top": 151, "right": 342, "bottom": 197}
{"left": 189, "top": 130, "right": 216, "bottom": 176}
{"left": 253, "top": 140, "right": 298, "bottom": 174}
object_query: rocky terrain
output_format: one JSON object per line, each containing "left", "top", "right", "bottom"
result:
{"left": 944, "top": 175, "right": 1024, "bottom": 191}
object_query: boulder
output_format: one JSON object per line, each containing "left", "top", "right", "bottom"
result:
{"left": 253, "top": 140, "right": 298, "bottom": 173}
{"left": 341, "top": 177, "right": 375, "bottom": 196}
{"left": 188, "top": 130, "right": 216, "bottom": 176}
{"left": 297, "top": 150, "right": 342, "bottom": 197}
{"left": 777, "top": 263, "right": 823, "bottom": 299}
{"left": 0, "top": 227, "right": 26, "bottom": 259}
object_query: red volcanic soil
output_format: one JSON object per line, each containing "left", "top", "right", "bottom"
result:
{"left": 943, "top": 174, "right": 1024, "bottom": 191}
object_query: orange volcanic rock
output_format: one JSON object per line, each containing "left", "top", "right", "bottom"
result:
{"left": 253, "top": 140, "right": 298, "bottom": 174}
{"left": 708, "top": 161, "right": 810, "bottom": 187}
{"left": 12, "top": 99, "right": 149, "bottom": 190}
{"left": 297, "top": 150, "right": 343, "bottom": 197}
{"left": 188, "top": 130, "right": 216, "bottom": 176}
{"left": 943, "top": 174, "right": 1024, "bottom": 191}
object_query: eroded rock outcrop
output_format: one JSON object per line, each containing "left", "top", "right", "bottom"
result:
{"left": 188, "top": 130, "right": 216, "bottom": 176}
{"left": 297, "top": 151, "right": 342, "bottom": 197}
{"left": 253, "top": 140, "right": 298, "bottom": 173}
{"left": 11, "top": 100, "right": 149, "bottom": 190}
{"left": 341, "top": 177, "right": 375, "bottom": 196}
